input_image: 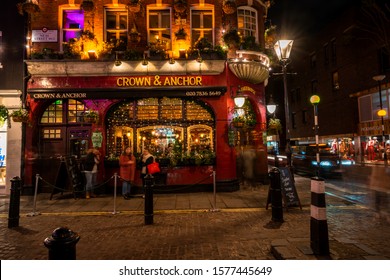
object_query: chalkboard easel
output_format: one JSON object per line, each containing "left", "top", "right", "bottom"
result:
{"left": 266, "top": 167, "right": 302, "bottom": 210}
{"left": 50, "top": 156, "right": 85, "bottom": 200}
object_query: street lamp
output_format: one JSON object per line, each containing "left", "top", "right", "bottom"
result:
{"left": 267, "top": 94, "right": 278, "bottom": 166}
{"left": 372, "top": 75, "right": 386, "bottom": 142}
{"left": 274, "top": 40, "right": 294, "bottom": 168}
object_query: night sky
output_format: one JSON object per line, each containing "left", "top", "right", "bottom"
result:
{"left": 267, "top": 0, "right": 358, "bottom": 39}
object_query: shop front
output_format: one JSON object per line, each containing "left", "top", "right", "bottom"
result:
{"left": 24, "top": 60, "right": 268, "bottom": 193}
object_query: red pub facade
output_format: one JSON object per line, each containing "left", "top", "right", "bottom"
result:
{"left": 17, "top": 0, "right": 272, "bottom": 193}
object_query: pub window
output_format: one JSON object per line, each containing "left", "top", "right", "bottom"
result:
{"left": 68, "top": 99, "right": 86, "bottom": 123}
{"left": 148, "top": 8, "right": 171, "bottom": 52}
{"left": 105, "top": 9, "right": 128, "bottom": 46}
{"left": 61, "top": 9, "right": 84, "bottom": 48}
{"left": 41, "top": 99, "right": 88, "bottom": 124}
{"left": 41, "top": 100, "right": 63, "bottom": 124}
{"left": 42, "top": 128, "right": 62, "bottom": 139}
{"left": 106, "top": 98, "right": 214, "bottom": 157}
{"left": 191, "top": 8, "right": 214, "bottom": 47}
{"left": 237, "top": 7, "right": 258, "bottom": 40}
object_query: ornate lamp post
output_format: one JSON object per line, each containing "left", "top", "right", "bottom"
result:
{"left": 310, "top": 95, "right": 321, "bottom": 177}
{"left": 274, "top": 40, "right": 294, "bottom": 168}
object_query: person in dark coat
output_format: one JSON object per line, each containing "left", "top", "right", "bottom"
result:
{"left": 119, "top": 146, "right": 136, "bottom": 199}
{"left": 84, "top": 148, "right": 100, "bottom": 199}
{"left": 140, "top": 148, "right": 154, "bottom": 186}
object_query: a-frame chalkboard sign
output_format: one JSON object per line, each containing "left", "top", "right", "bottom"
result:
{"left": 50, "top": 156, "right": 85, "bottom": 200}
{"left": 266, "top": 167, "right": 302, "bottom": 210}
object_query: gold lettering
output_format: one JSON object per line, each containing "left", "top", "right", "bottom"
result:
{"left": 196, "top": 76, "right": 202, "bottom": 86}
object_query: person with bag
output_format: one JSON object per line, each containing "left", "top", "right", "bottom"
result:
{"left": 140, "top": 148, "right": 157, "bottom": 187}
{"left": 119, "top": 146, "right": 136, "bottom": 199}
{"left": 84, "top": 148, "right": 100, "bottom": 199}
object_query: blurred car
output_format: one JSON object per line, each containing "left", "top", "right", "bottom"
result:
{"left": 291, "top": 144, "right": 354, "bottom": 177}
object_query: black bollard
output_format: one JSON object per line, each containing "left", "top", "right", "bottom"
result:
{"left": 310, "top": 177, "right": 329, "bottom": 255}
{"left": 144, "top": 174, "right": 154, "bottom": 225}
{"left": 8, "top": 177, "right": 22, "bottom": 228}
{"left": 44, "top": 227, "right": 80, "bottom": 260}
{"left": 269, "top": 167, "right": 284, "bottom": 223}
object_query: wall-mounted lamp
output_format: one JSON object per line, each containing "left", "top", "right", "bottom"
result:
{"left": 142, "top": 53, "right": 148, "bottom": 66}
{"left": 196, "top": 50, "right": 203, "bottom": 63}
{"left": 266, "top": 94, "right": 277, "bottom": 115}
{"left": 231, "top": 85, "right": 246, "bottom": 108}
{"left": 88, "top": 50, "right": 97, "bottom": 60}
{"left": 114, "top": 51, "right": 122, "bottom": 66}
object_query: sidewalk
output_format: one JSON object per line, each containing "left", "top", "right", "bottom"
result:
{"left": 0, "top": 176, "right": 389, "bottom": 260}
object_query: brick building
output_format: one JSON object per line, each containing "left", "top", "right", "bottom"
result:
{"left": 11, "top": 0, "right": 274, "bottom": 194}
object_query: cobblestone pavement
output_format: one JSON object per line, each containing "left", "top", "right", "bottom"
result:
{"left": 1, "top": 176, "right": 390, "bottom": 260}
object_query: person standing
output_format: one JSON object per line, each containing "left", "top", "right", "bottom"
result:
{"left": 84, "top": 148, "right": 100, "bottom": 199}
{"left": 140, "top": 148, "right": 154, "bottom": 186}
{"left": 119, "top": 146, "right": 136, "bottom": 199}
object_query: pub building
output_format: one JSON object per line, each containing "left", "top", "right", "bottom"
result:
{"left": 18, "top": 0, "right": 272, "bottom": 193}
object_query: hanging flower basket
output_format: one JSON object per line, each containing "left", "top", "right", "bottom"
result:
{"left": 0, "top": 105, "right": 8, "bottom": 127}
{"left": 81, "top": 0, "right": 94, "bottom": 12}
{"left": 83, "top": 110, "right": 99, "bottom": 124}
{"left": 10, "top": 108, "right": 30, "bottom": 123}
{"left": 128, "top": 1, "right": 141, "bottom": 13}
{"left": 174, "top": 1, "right": 187, "bottom": 14}
{"left": 222, "top": 1, "right": 236, "bottom": 15}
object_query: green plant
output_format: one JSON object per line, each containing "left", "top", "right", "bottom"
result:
{"left": 267, "top": 118, "right": 282, "bottom": 135}
{"left": 194, "top": 37, "right": 213, "bottom": 51}
{"left": 241, "top": 36, "right": 263, "bottom": 51}
{"left": 0, "top": 105, "right": 8, "bottom": 127}
{"left": 175, "top": 28, "right": 187, "bottom": 39}
{"left": 10, "top": 108, "right": 29, "bottom": 122}
{"left": 83, "top": 110, "right": 99, "bottom": 123}
{"left": 222, "top": 29, "right": 241, "bottom": 48}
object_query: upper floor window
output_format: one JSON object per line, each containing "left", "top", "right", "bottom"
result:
{"left": 237, "top": 7, "right": 258, "bottom": 40}
{"left": 191, "top": 8, "right": 214, "bottom": 47}
{"left": 331, "top": 38, "right": 337, "bottom": 64}
{"left": 332, "top": 71, "right": 340, "bottom": 91}
{"left": 148, "top": 8, "right": 171, "bottom": 51}
{"left": 61, "top": 9, "right": 84, "bottom": 46}
{"left": 311, "top": 79, "right": 318, "bottom": 93}
{"left": 310, "top": 53, "right": 316, "bottom": 68}
{"left": 323, "top": 43, "right": 329, "bottom": 66}
{"left": 105, "top": 9, "right": 128, "bottom": 46}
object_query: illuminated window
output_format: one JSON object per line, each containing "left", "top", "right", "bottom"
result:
{"left": 148, "top": 8, "right": 171, "bottom": 51}
{"left": 105, "top": 9, "right": 128, "bottom": 46}
{"left": 137, "top": 98, "right": 159, "bottom": 120}
{"left": 41, "top": 100, "right": 63, "bottom": 124}
{"left": 161, "top": 97, "right": 182, "bottom": 120}
{"left": 68, "top": 99, "right": 86, "bottom": 123}
{"left": 42, "top": 128, "right": 62, "bottom": 139}
{"left": 191, "top": 9, "right": 214, "bottom": 47}
{"left": 61, "top": 9, "right": 84, "bottom": 46}
{"left": 237, "top": 7, "right": 257, "bottom": 39}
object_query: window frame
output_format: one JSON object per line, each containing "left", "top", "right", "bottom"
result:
{"left": 59, "top": 6, "right": 84, "bottom": 52}
{"left": 146, "top": 6, "right": 172, "bottom": 51}
{"left": 104, "top": 8, "right": 129, "bottom": 45}
{"left": 237, "top": 6, "right": 258, "bottom": 41}
{"left": 190, "top": 6, "right": 214, "bottom": 47}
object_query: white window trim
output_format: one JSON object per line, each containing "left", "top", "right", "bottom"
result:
{"left": 104, "top": 7, "right": 129, "bottom": 42}
{"left": 58, "top": 5, "right": 83, "bottom": 52}
{"left": 146, "top": 5, "right": 172, "bottom": 50}
{"left": 237, "top": 6, "right": 258, "bottom": 42}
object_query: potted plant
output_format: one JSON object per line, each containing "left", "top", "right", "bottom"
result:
{"left": 267, "top": 118, "right": 282, "bottom": 135}
{"left": 81, "top": 0, "right": 94, "bottom": 12}
{"left": 129, "top": 24, "right": 141, "bottom": 43}
{"left": 10, "top": 108, "right": 29, "bottom": 123}
{"left": 128, "top": 0, "right": 141, "bottom": 13}
{"left": 223, "top": 29, "right": 241, "bottom": 48}
{"left": 83, "top": 110, "right": 99, "bottom": 123}
{"left": 175, "top": 28, "right": 187, "bottom": 40}
{"left": 0, "top": 105, "right": 8, "bottom": 127}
